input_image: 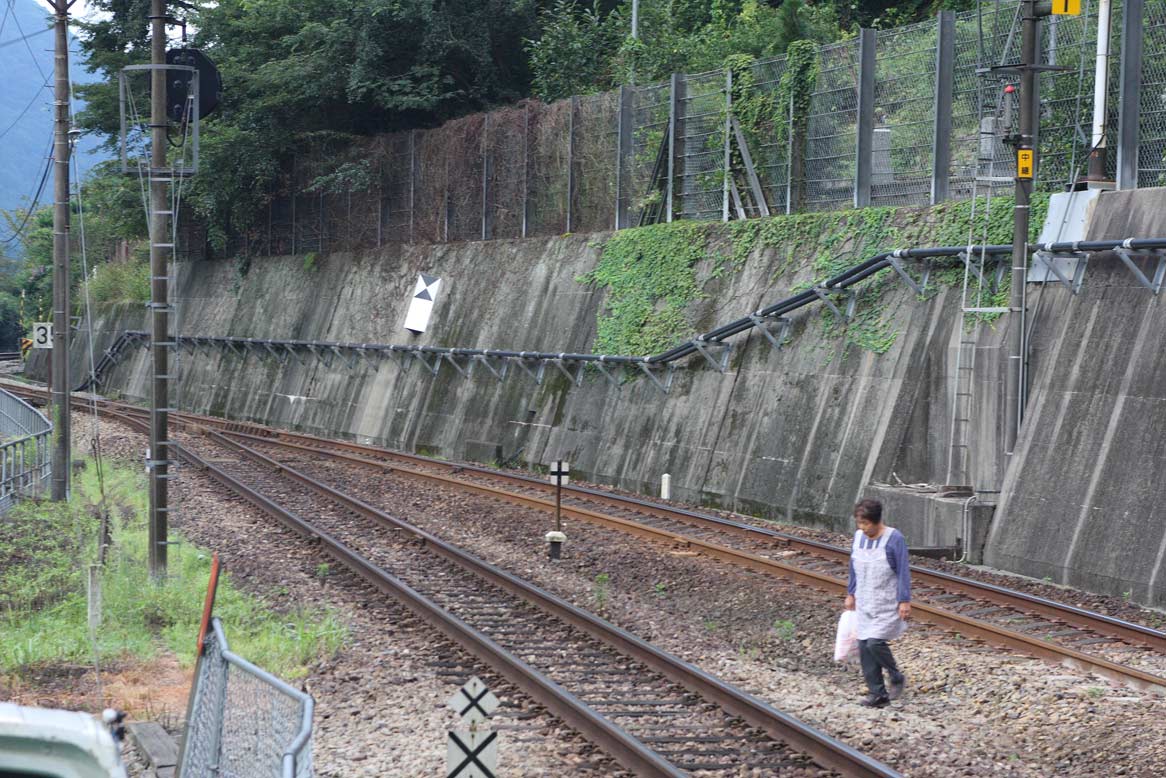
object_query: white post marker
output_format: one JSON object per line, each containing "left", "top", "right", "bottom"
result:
{"left": 446, "top": 677, "right": 500, "bottom": 778}
{"left": 31, "top": 323, "right": 53, "bottom": 349}
{"left": 547, "top": 460, "right": 569, "bottom": 558}
{"left": 403, "top": 273, "right": 442, "bottom": 333}
{"left": 661, "top": 473, "right": 671, "bottom": 501}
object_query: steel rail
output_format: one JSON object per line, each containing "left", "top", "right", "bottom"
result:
{"left": 13, "top": 380, "right": 1166, "bottom": 695}
{"left": 200, "top": 426, "right": 901, "bottom": 778}
{"left": 95, "top": 406, "right": 690, "bottom": 778}
{"left": 212, "top": 425, "right": 1166, "bottom": 656}
{"left": 205, "top": 428, "right": 1166, "bottom": 692}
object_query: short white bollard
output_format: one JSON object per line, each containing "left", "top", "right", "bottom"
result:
{"left": 661, "top": 473, "right": 671, "bottom": 501}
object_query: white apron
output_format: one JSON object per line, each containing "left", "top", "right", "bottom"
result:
{"left": 852, "top": 527, "right": 907, "bottom": 641}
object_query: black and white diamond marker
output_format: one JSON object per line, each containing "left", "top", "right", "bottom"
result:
{"left": 404, "top": 273, "right": 442, "bottom": 333}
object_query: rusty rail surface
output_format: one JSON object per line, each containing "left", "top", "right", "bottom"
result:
{"left": 93, "top": 400, "right": 900, "bottom": 778}
{"left": 15, "top": 382, "right": 1166, "bottom": 693}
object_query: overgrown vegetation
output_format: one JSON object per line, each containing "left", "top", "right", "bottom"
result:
{"left": 586, "top": 194, "right": 1050, "bottom": 360}
{"left": 581, "top": 221, "right": 710, "bottom": 354}
{"left": 0, "top": 460, "right": 345, "bottom": 678}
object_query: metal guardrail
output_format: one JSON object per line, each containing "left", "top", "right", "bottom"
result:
{"left": 178, "top": 618, "right": 314, "bottom": 778}
{"left": 0, "top": 387, "right": 52, "bottom": 513}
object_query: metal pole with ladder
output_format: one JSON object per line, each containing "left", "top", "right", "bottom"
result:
{"left": 148, "top": 0, "right": 174, "bottom": 579}
{"left": 50, "top": 0, "right": 72, "bottom": 501}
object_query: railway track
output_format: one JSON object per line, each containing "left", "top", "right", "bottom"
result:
{"left": 19, "top": 384, "right": 1166, "bottom": 692}
{"left": 87, "top": 401, "right": 900, "bottom": 777}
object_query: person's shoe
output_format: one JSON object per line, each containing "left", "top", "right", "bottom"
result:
{"left": 887, "top": 674, "right": 905, "bottom": 701}
{"left": 858, "top": 693, "right": 890, "bottom": 708}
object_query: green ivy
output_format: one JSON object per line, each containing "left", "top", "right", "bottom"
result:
{"left": 583, "top": 221, "right": 711, "bottom": 354}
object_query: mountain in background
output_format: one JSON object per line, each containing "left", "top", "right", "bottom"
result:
{"left": 0, "top": 0, "right": 107, "bottom": 222}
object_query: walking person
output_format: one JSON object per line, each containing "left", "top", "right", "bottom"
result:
{"left": 844, "top": 498, "right": 911, "bottom": 708}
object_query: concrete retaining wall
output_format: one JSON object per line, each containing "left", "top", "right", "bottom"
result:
{"left": 986, "top": 189, "right": 1166, "bottom": 606}
{"left": 48, "top": 188, "right": 1166, "bottom": 606}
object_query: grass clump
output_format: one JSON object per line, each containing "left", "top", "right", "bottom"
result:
{"left": 0, "top": 460, "right": 345, "bottom": 679}
{"left": 86, "top": 258, "right": 151, "bottom": 306}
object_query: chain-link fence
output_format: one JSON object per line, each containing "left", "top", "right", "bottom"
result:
{"left": 804, "top": 40, "right": 860, "bottom": 212}
{"left": 677, "top": 70, "right": 729, "bottom": 220}
{"left": 196, "top": 1, "right": 1166, "bottom": 262}
{"left": 872, "top": 20, "right": 937, "bottom": 206}
{"left": 0, "top": 387, "right": 51, "bottom": 514}
{"left": 179, "top": 618, "right": 314, "bottom": 778}
{"left": 748, "top": 56, "right": 792, "bottom": 215}
{"left": 1138, "top": 0, "right": 1166, "bottom": 187}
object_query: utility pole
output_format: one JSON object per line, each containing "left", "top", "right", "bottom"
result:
{"left": 1005, "top": 0, "right": 1039, "bottom": 457}
{"left": 50, "top": 0, "right": 72, "bottom": 501}
{"left": 148, "top": 0, "right": 171, "bottom": 579}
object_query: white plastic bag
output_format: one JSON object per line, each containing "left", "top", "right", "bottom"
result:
{"left": 834, "top": 610, "right": 859, "bottom": 663}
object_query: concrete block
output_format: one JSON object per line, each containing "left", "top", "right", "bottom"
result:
{"left": 862, "top": 484, "right": 994, "bottom": 563}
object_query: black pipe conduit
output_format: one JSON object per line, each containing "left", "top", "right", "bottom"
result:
{"left": 74, "top": 237, "right": 1166, "bottom": 391}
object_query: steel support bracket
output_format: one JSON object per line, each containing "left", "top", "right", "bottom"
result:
{"left": 1032, "top": 250, "right": 1086, "bottom": 294}
{"left": 593, "top": 358, "right": 622, "bottom": 388}
{"left": 284, "top": 344, "right": 309, "bottom": 366}
{"left": 474, "top": 355, "right": 508, "bottom": 382}
{"left": 513, "top": 355, "right": 546, "bottom": 385}
{"left": 1114, "top": 246, "right": 1166, "bottom": 294}
{"left": 637, "top": 362, "right": 674, "bottom": 394}
{"left": 691, "top": 337, "right": 731, "bottom": 373}
{"left": 887, "top": 251, "right": 930, "bottom": 295}
{"left": 331, "top": 346, "right": 358, "bottom": 370}
{"left": 443, "top": 353, "right": 471, "bottom": 378}
{"left": 412, "top": 351, "right": 440, "bottom": 375}
{"left": 748, "top": 313, "right": 792, "bottom": 352}
{"left": 262, "top": 343, "right": 287, "bottom": 364}
{"left": 552, "top": 358, "right": 584, "bottom": 387}
{"left": 225, "top": 341, "right": 245, "bottom": 358}
{"left": 811, "top": 286, "right": 856, "bottom": 320}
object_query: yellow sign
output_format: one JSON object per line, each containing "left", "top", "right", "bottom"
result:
{"left": 1017, "top": 149, "right": 1034, "bottom": 179}
{"left": 1052, "top": 0, "right": 1080, "bottom": 15}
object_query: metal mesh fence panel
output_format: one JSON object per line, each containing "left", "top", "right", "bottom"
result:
{"left": 527, "top": 100, "right": 571, "bottom": 236}
{"left": 413, "top": 125, "right": 451, "bottom": 244}
{"left": 677, "top": 70, "right": 728, "bottom": 220}
{"left": 872, "top": 20, "right": 938, "bottom": 206}
{"left": 1139, "top": 0, "right": 1166, "bottom": 186}
{"left": 949, "top": 6, "right": 1021, "bottom": 200}
{"left": 747, "top": 55, "right": 791, "bottom": 215}
{"left": 179, "top": 619, "right": 313, "bottom": 778}
{"left": 1036, "top": 1, "right": 1119, "bottom": 190}
{"left": 804, "top": 40, "right": 860, "bottom": 212}
{"left": 443, "top": 114, "right": 486, "bottom": 242}
{"left": 574, "top": 91, "right": 619, "bottom": 233}
{"left": 625, "top": 81, "right": 671, "bottom": 224}
{"left": 0, "top": 388, "right": 51, "bottom": 513}
{"left": 484, "top": 105, "right": 529, "bottom": 239}
{"left": 379, "top": 133, "right": 414, "bottom": 243}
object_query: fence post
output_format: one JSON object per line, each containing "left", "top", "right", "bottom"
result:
{"left": 854, "top": 28, "right": 876, "bottom": 208}
{"left": 1117, "top": 0, "right": 1143, "bottom": 190}
{"left": 482, "top": 113, "right": 493, "bottom": 241}
{"left": 615, "top": 85, "right": 632, "bottom": 230}
{"left": 932, "top": 10, "right": 955, "bottom": 204}
{"left": 723, "top": 68, "right": 732, "bottom": 222}
{"left": 522, "top": 104, "right": 531, "bottom": 238}
{"left": 666, "top": 73, "right": 680, "bottom": 222}
{"left": 290, "top": 156, "right": 297, "bottom": 256}
{"left": 567, "top": 96, "right": 578, "bottom": 233}
{"left": 409, "top": 130, "right": 416, "bottom": 243}
{"left": 443, "top": 156, "right": 451, "bottom": 242}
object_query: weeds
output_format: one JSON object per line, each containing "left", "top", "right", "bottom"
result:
{"left": 593, "top": 572, "right": 611, "bottom": 611}
{"left": 0, "top": 460, "right": 346, "bottom": 679}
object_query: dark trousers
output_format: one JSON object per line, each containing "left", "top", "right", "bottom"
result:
{"left": 858, "top": 638, "right": 902, "bottom": 697}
